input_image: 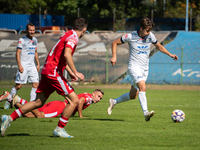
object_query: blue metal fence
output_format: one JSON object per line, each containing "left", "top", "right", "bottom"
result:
{"left": 0, "top": 13, "right": 64, "bottom": 30}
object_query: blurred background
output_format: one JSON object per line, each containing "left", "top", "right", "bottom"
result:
{"left": 0, "top": 0, "right": 200, "bottom": 85}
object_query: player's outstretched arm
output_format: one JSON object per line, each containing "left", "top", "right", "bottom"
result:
{"left": 64, "top": 47, "right": 84, "bottom": 80}
{"left": 77, "top": 97, "right": 86, "bottom": 118}
{"left": 65, "top": 65, "right": 78, "bottom": 82}
{"left": 154, "top": 42, "right": 178, "bottom": 61}
{"left": 111, "top": 38, "right": 123, "bottom": 66}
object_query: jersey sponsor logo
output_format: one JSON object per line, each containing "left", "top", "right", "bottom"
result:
{"left": 28, "top": 52, "right": 35, "bottom": 55}
{"left": 67, "top": 39, "right": 76, "bottom": 48}
{"left": 137, "top": 76, "right": 143, "bottom": 79}
{"left": 138, "top": 51, "right": 147, "bottom": 54}
{"left": 137, "top": 46, "right": 148, "bottom": 54}
{"left": 18, "top": 41, "right": 21, "bottom": 44}
{"left": 137, "top": 46, "right": 148, "bottom": 49}
{"left": 28, "top": 47, "right": 36, "bottom": 50}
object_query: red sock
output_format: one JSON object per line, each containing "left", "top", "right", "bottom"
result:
{"left": 20, "top": 99, "right": 28, "bottom": 105}
{"left": 57, "top": 115, "right": 69, "bottom": 128}
{"left": 10, "top": 108, "right": 24, "bottom": 121}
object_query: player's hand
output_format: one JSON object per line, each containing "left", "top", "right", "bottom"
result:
{"left": 169, "top": 54, "right": 178, "bottom": 61}
{"left": 75, "top": 72, "right": 84, "bottom": 81}
{"left": 80, "top": 116, "right": 86, "bottom": 118}
{"left": 69, "top": 73, "right": 78, "bottom": 82}
{"left": 18, "top": 66, "right": 24, "bottom": 73}
{"left": 110, "top": 56, "right": 117, "bottom": 66}
{"left": 37, "top": 65, "right": 40, "bottom": 72}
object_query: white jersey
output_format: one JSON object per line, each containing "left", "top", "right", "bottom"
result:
{"left": 17, "top": 35, "right": 38, "bottom": 67}
{"left": 121, "top": 31, "right": 157, "bottom": 70}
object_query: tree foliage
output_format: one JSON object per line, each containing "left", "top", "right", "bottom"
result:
{"left": 1, "top": 0, "right": 200, "bottom": 31}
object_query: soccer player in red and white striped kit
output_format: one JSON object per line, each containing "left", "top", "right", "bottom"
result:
{"left": 1, "top": 17, "right": 88, "bottom": 138}
{"left": 0, "top": 89, "right": 104, "bottom": 118}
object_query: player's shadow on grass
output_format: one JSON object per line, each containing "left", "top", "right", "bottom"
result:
{"left": 7, "top": 133, "right": 30, "bottom": 137}
{"left": 0, "top": 107, "right": 5, "bottom": 109}
{"left": 72, "top": 117, "right": 124, "bottom": 122}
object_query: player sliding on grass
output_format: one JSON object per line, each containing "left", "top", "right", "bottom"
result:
{"left": 0, "top": 89, "right": 104, "bottom": 118}
{"left": 0, "top": 17, "right": 88, "bottom": 138}
{"left": 107, "top": 17, "right": 178, "bottom": 121}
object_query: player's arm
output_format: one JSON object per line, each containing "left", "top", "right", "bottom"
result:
{"left": 64, "top": 47, "right": 84, "bottom": 80}
{"left": 77, "top": 97, "right": 86, "bottom": 118}
{"left": 16, "top": 48, "right": 24, "bottom": 73}
{"left": 154, "top": 42, "right": 178, "bottom": 61}
{"left": 65, "top": 65, "right": 78, "bottom": 82}
{"left": 34, "top": 48, "right": 40, "bottom": 72}
{"left": 111, "top": 38, "right": 123, "bottom": 66}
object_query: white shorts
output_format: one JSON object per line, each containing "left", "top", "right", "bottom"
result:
{"left": 128, "top": 66, "right": 148, "bottom": 90}
{"left": 15, "top": 66, "right": 39, "bottom": 84}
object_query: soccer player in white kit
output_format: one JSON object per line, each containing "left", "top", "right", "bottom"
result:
{"left": 3, "top": 23, "right": 40, "bottom": 109}
{"left": 107, "top": 17, "right": 178, "bottom": 121}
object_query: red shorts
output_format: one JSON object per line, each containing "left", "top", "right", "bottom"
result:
{"left": 38, "top": 101, "right": 66, "bottom": 118}
{"left": 36, "top": 74, "right": 74, "bottom": 98}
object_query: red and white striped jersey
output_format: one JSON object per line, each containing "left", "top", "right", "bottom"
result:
{"left": 41, "top": 30, "right": 78, "bottom": 77}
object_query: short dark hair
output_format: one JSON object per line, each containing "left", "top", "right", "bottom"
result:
{"left": 139, "top": 17, "right": 154, "bottom": 30}
{"left": 94, "top": 89, "right": 104, "bottom": 95}
{"left": 73, "top": 17, "right": 88, "bottom": 31}
{"left": 26, "top": 23, "right": 35, "bottom": 31}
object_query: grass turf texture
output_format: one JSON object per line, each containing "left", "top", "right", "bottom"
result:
{"left": 0, "top": 85, "right": 199, "bottom": 150}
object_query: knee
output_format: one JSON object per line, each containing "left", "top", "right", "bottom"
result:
{"left": 70, "top": 97, "right": 79, "bottom": 108}
{"left": 33, "top": 100, "right": 43, "bottom": 108}
{"left": 139, "top": 85, "right": 146, "bottom": 92}
{"left": 32, "top": 82, "right": 39, "bottom": 88}
{"left": 15, "top": 84, "right": 22, "bottom": 90}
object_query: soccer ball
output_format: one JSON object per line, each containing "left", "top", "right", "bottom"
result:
{"left": 171, "top": 109, "right": 185, "bottom": 123}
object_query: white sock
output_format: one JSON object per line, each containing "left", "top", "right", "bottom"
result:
{"left": 10, "top": 87, "right": 17, "bottom": 97}
{"left": 8, "top": 115, "right": 13, "bottom": 122}
{"left": 138, "top": 91, "right": 148, "bottom": 115}
{"left": 115, "top": 93, "right": 131, "bottom": 104}
{"left": 30, "top": 87, "right": 37, "bottom": 101}
{"left": 6, "top": 94, "right": 12, "bottom": 102}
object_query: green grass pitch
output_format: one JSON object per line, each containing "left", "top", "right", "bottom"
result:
{"left": 0, "top": 85, "right": 199, "bottom": 150}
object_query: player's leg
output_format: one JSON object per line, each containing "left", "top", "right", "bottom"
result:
{"left": 137, "top": 80, "right": 155, "bottom": 121}
{"left": 52, "top": 77, "right": 76, "bottom": 138}
{"left": 14, "top": 102, "right": 38, "bottom": 118}
{"left": 0, "top": 91, "right": 12, "bottom": 102}
{"left": 0, "top": 92, "right": 47, "bottom": 136}
{"left": 28, "top": 66, "right": 39, "bottom": 101}
{"left": 4, "top": 84, "right": 22, "bottom": 109}
{"left": 13, "top": 95, "right": 44, "bottom": 118}
{"left": 53, "top": 92, "right": 78, "bottom": 138}
{"left": 107, "top": 85, "right": 139, "bottom": 115}
{"left": 30, "top": 82, "right": 39, "bottom": 101}
{"left": 4, "top": 68, "right": 27, "bottom": 109}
